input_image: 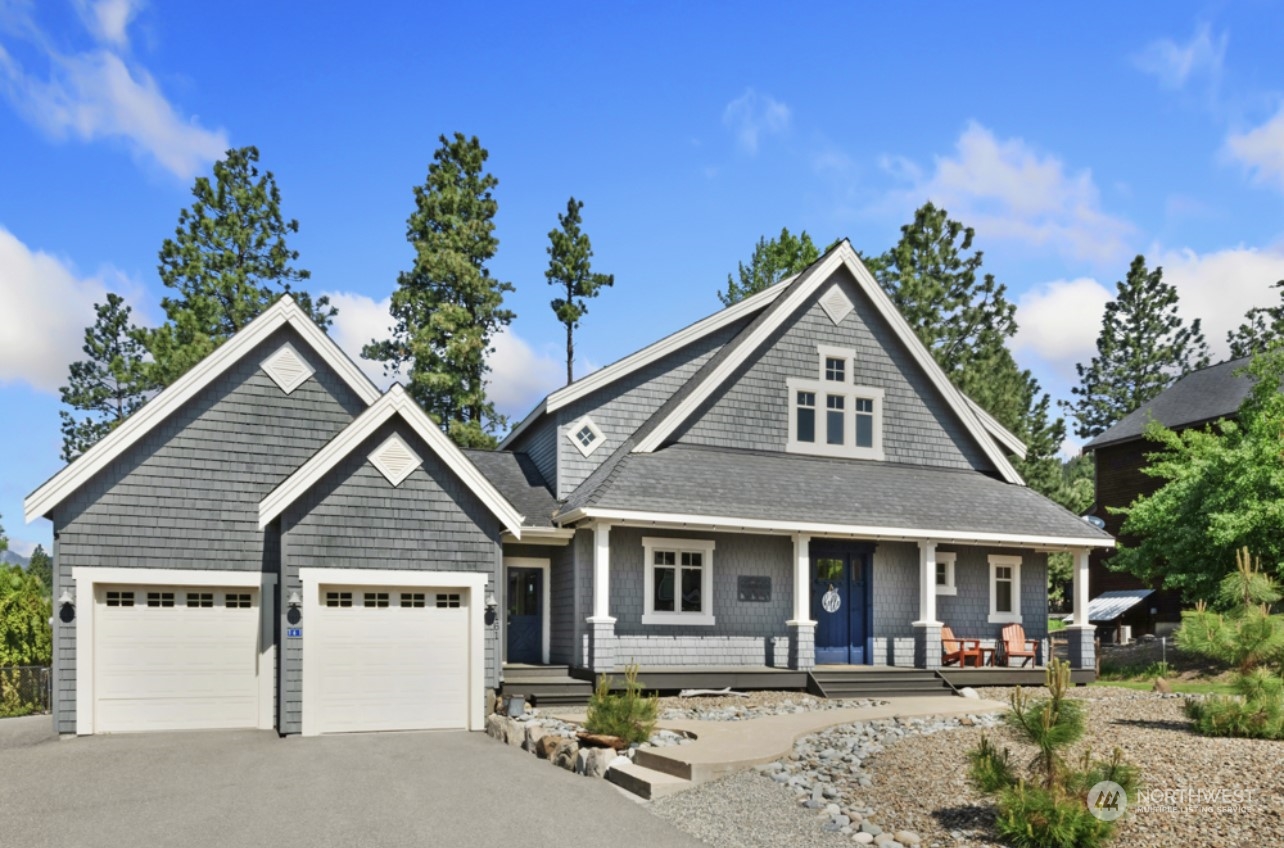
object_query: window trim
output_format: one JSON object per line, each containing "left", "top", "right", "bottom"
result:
{"left": 641, "top": 537, "right": 716, "bottom": 626}
{"left": 934, "top": 551, "right": 957, "bottom": 596}
{"left": 988, "top": 554, "right": 1023, "bottom": 623}
{"left": 816, "top": 345, "right": 855, "bottom": 383}
{"left": 566, "top": 415, "right": 606, "bottom": 458}
{"left": 787, "top": 377, "right": 885, "bottom": 460}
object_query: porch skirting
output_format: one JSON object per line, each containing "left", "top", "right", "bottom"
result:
{"left": 608, "top": 635, "right": 790, "bottom": 668}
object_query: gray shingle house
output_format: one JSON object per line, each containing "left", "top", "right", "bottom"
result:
{"left": 26, "top": 242, "right": 1110, "bottom": 736}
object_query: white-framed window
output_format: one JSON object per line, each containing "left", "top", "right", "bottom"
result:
{"left": 642, "top": 537, "right": 716, "bottom": 626}
{"left": 566, "top": 415, "right": 605, "bottom": 457}
{"left": 988, "top": 554, "right": 1022, "bottom": 623}
{"left": 787, "top": 345, "right": 885, "bottom": 460}
{"left": 935, "top": 551, "right": 957, "bottom": 596}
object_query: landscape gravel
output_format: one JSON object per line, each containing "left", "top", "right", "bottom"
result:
{"left": 656, "top": 691, "right": 885, "bottom": 721}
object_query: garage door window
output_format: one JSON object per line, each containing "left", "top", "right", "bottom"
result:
{"left": 147, "top": 592, "right": 175, "bottom": 607}
{"left": 364, "top": 592, "right": 390, "bottom": 608}
{"left": 436, "top": 593, "right": 461, "bottom": 608}
{"left": 226, "top": 593, "right": 252, "bottom": 608}
{"left": 105, "top": 590, "right": 134, "bottom": 607}
{"left": 401, "top": 592, "right": 426, "bottom": 608}
{"left": 325, "top": 592, "right": 353, "bottom": 607}
{"left": 186, "top": 592, "right": 214, "bottom": 608}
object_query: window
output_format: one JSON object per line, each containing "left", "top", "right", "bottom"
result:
{"left": 988, "top": 555, "right": 1022, "bottom": 623}
{"left": 105, "top": 590, "right": 134, "bottom": 607}
{"left": 325, "top": 591, "right": 353, "bottom": 608}
{"left": 146, "top": 592, "right": 175, "bottom": 608}
{"left": 186, "top": 592, "right": 214, "bottom": 608}
{"left": 225, "top": 593, "right": 252, "bottom": 609}
{"left": 566, "top": 415, "right": 605, "bottom": 458}
{"left": 786, "top": 345, "right": 885, "bottom": 460}
{"left": 934, "top": 551, "right": 957, "bottom": 596}
{"left": 401, "top": 592, "right": 426, "bottom": 608}
{"left": 642, "top": 537, "right": 716, "bottom": 626}
{"left": 436, "top": 593, "right": 462, "bottom": 608}
{"left": 364, "top": 592, "right": 390, "bottom": 608}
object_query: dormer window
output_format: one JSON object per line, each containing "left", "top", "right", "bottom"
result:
{"left": 566, "top": 415, "right": 605, "bottom": 457}
{"left": 787, "top": 345, "right": 885, "bottom": 460}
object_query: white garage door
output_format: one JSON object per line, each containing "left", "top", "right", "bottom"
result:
{"left": 93, "top": 585, "right": 262, "bottom": 733}
{"left": 315, "top": 586, "right": 469, "bottom": 733}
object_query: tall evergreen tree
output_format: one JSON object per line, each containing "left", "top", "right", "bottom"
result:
{"left": 718, "top": 227, "right": 820, "bottom": 306}
{"left": 1064, "top": 255, "right": 1210, "bottom": 440}
{"left": 59, "top": 293, "right": 156, "bottom": 462}
{"left": 363, "top": 133, "right": 514, "bottom": 448}
{"left": 27, "top": 545, "right": 51, "bottom": 594}
{"left": 1228, "top": 277, "right": 1284, "bottom": 358}
{"left": 866, "top": 202, "right": 1066, "bottom": 497}
{"left": 546, "top": 197, "right": 614, "bottom": 385}
{"left": 143, "top": 146, "right": 333, "bottom": 386}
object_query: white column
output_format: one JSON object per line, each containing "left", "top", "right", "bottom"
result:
{"left": 914, "top": 540, "right": 939, "bottom": 625}
{"left": 788, "top": 533, "right": 813, "bottom": 624}
{"left": 589, "top": 521, "right": 614, "bottom": 622}
{"left": 1071, "top": 547, "right": 1091, "bottom": 627}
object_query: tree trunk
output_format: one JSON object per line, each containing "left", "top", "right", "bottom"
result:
{"left": 566, "top": 323, "right": 574, "bottom": 386}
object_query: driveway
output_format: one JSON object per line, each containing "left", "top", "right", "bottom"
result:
{"left": 0, "top": 716, "right": 705, "bottom": 848}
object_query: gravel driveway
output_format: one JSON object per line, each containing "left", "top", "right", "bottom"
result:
{"left": 0, "top": 716, "right": 704, "bottom": 848}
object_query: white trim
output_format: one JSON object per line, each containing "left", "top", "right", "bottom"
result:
{"left": 592, "top": 522, "right": 611, "bottom": 619}
{"left": 565, "top": 415, "right": 606, "bottom": 458}
{"left": 630, "top": 243, "right": 1024, "bottom": 486}
{"left": 786, "top": 377, "right": 885, "bottom": 460}
{"left": 964, "top": 395, "right": 1028, "bottom": 460}
{"left": 557, "top": 507, "right": 1115, "bottom": 549}
{"left": 1071, "top": 547, "right": 1090, "bottom": 627}
{"left": 641, "top": 536, "right": 716, "bottom": 626}
{"left": 26, "top": 297, "right": 380, "bottom": 523}
{"left": 502, "top": 528, "right": 575, "bottom": 545}
{"left": 503, "top": 557, "right": 551, "bottom": 665}
{"left": 914, "top": 540, "right": 939, "bottom": 626}
{"left": 71, "top": 566, "right": 277, "bottom": 736}
{"left": 499, "top": 280, "right": 791, "bottom": 449}
{"left": 816, "top": 344, "right": 857, "bottom": 383}
{"left": 934, "top": 550, "right": 957, "bottom": 596}
{"left": 791, "top": 533, "right": 811, "bottom": 623}
{"left": 261, "top": 341, "right": 316, "bottom": 395}
{"left": 988, "top": 554, "right": 1023, "bottom": 624}
{"left": 258, "top": 384, "right": 524, "bottom": 535}
{"left": 299, "top": 567, "right": 487, "bottom": 735}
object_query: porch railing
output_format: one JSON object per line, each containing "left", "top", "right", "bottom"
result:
{"left": 0, "top": 666, "right": 51, "bottom": 717}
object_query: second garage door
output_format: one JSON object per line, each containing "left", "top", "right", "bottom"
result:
{"left": 314, "top": 586, "right": 470, "bottom": 733}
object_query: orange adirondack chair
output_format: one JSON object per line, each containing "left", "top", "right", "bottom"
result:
{"left": 1000, "top": 623, "right": 1039, "bottom": 667}
{"left": 941, "top": 625, "right": 982, "bottom": 667}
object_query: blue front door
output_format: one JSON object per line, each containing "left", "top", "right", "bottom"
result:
{"left": 812, "top": 548, "right": 868, "bottom": 665}
{"left": 506, "top": 567, "right": 542, "bottom": 664}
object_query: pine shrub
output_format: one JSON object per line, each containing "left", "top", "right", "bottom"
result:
{"left": 584, "top": 663, "right": 657, "bottom": 745}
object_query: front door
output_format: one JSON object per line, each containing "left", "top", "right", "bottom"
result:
{"left": 812, "top": 548, "right": 869, "bottom": 664}
{"left": 506, "top": 567, "right": 543, "bottom": 664}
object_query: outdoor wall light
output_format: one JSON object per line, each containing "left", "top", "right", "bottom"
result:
{"left": 286, "top": 590, "right": 303, "bottom": 625}
{"left": 58, "top": 589, "right": 74, "bottom": 607}
{"left": 484, "top": 593, "right": 498, "bottom": 627}
{"left": 58, "top": 589, "right": 75, "bottom": 623}
{"left": 288, "top": 590, "right": 302, "bottom": 608}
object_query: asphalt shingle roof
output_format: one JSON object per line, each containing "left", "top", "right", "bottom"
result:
{"left": 1084, "top": 357, "right": 1253, "bottom": 450}
{"left": 555, "top": 443, "right": 1110, "bottom": 542}
{"left": 462, "top": 450, "right": 558, "bottom": 527}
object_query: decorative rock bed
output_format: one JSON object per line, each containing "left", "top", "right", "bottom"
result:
{"left": 659, "top": 695, "right": 887, "bottom": 722}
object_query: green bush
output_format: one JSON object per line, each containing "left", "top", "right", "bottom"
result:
{"left": 993, "top": 782, "right": 1113, "bottom": 848}
{"left": 584, "top": 664, "right": 657, "bottom": 745}
{"left": 967, "top": 734, "right": 1015, "bottom": 794}
{"left": 1185, "top": 693, "right": 1284, "bottom": 739}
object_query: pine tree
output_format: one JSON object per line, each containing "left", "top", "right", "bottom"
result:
{"left": 1228, "top": 277, "right": 1284, "bottom": 358}
{"left": 719, "top": 227, "right": 820, "bottom": 306}
{"left": 27, "top": 545, "right": 51, "bottom": 594}
{"left": 546, "top": 197, "right": 614, "bottom": 385}
{"left": 143, "top": 146, "right": 333, "bottom": 386}
{"left": 363, "top": 133, "right": 514, "bottom": 448}
{"left": 866, "top": 202, "right": 1066, "bottom": 498}
{"left": 59, "top": 293, "right": 156, "bottom": 462}
{"left": 1064, "top": 255, "right": 1210, "bottom": 440}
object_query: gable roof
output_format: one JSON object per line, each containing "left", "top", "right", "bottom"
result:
{"left": 461, "top": 449, "right": 558, "bottom": 528}
{"left": 1083, "top": 357, "right": 1253, "bottom": 450}
{"left": 499, "top": 277, "right": 791, "bottom": 449}
{"left": 259, "top": 384, "right": 524, "bottom": 535}
{"left": 629, "top": 241, "right": 1024, "bottom": 484}
{"left": 25, "top": 296, "right": 381, "bottom": 523}
{"left": 965, "top": 394, "right": 1028, "bottom": 460}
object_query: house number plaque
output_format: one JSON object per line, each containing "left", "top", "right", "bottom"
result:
{"left": 737, "top": 576, "right": 771, "bottom": 602}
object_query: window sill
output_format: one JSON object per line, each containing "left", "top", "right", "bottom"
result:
{"left": 988, "top": 612, "right": 1023, "bottom": 624}
{"left": 934, "top": 586, "right": 957, "bottom": 596}
{"left": 641, "top": 612, "right": 716, "bottom": 627}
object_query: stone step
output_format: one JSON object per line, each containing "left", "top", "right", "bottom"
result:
{"left": 606, "top": 760, "right": 693, "bottom": 800}
{"left": 632, "top": 747, "right": 692, "bottom": 780}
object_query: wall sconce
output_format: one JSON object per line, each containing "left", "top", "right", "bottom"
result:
{"left": 58, "top": 589, "right": 75, "bottom": 623}
{"left": 286, "top": 590, "right": 302, "bottom": 625}
{"left": 288, "top": 591, "right": 302, "bottom": 608}
{"left": 484, "top": 592, "right": 498, "bottom": 627}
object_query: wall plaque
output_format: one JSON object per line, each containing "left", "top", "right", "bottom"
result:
{"left": 737, "top": 576, "right": 771, "bottom": 602}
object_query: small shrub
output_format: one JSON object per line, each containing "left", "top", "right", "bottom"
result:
{"left": 993, "top": 782, "right": 1112, "bottom": 848}
{"left": 584, "top": 663, "right": 657, "bottom": 745}
{"left": 967, "top": 734, "right": 1015, "bottom": 794}
{"left": 1185, "top": 694, "right": 1284, "bottom": 739}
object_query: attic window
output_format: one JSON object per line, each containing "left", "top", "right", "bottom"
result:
{"left": 819, "top": 284, "right": 854, "bottom": 325}
{"left": 261, "top": 342, "right": 315, "bottom": 394}
{"left": 369, "top": 433, "right": 422, "bottom": 487}
{"left": 566, "top": 415, "right": 605, "bottom": 458}
{"left": 786, "top": 345, "right": 885, "bottom": 460}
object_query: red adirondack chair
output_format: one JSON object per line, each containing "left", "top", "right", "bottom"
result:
{"left": 1000, "top": 623, "right": 1039, "bottom": 667}
{"left": 941, "top": 625, "right": 983, "bottom": 667}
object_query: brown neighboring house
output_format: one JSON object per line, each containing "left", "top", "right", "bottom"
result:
{"left": 1082, "top": 357, "right": 1255, "bottom": 639}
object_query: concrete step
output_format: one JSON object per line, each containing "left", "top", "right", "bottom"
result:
{"left": 606, "top": 760, "right": 693, "bottom": 800}
{"left": 633, "top": 747, "right": 692, "bottom": 780}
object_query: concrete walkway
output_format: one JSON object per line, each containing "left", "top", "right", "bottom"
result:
{"left": 555, "top": 695, "right": 1007, "bottom": 793}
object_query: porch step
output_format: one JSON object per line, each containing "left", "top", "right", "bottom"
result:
{"left": 606, "top": 760, "right": 693, "bottom": 800}
{"left": 502, "top": 666, "right": 593, "bottom": 707}
{"left": 808, "top": 669, "right": 954, "bottom": 700}
{"left": 503, "top": 664, "right": 574, "bottom": 679}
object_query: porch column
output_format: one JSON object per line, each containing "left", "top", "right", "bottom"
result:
{"left": 913, "top": 540, "right": 942, "bottom": 669}
{"left": 1065, "top": 547, "right": 1096, "bottom": 671}
{"left": 786, "top": 533, "right": 815, "bottom": 671}
{"left": 586, "top": 522, "right": 617, "bottom": 674}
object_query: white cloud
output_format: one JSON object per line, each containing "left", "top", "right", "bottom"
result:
{"left": 1225, "top": 104, "right": 1284, "bottom": 192}
{"left": 324, "top": 291, "right": 563, "bottom": 420}
{"left": 722, "top": 88, "right": 790, "bottom": 154}
{"left": 881, "top": 122, "right": 1134, "bottom": 264}
{"left": 1133, "top": 23, "right": 1227, "bottom": 90}
{"left": 0, "top": 226, "right": 137, "bottom": 394}
{"left": 0, "top": 3, "right": 226, "bottom": 180}
{"left": 74, "top": 0, "right": 145, "bottom": 49}
{"left": 1014, "top": 277, "right": 1113, "bottom": 379}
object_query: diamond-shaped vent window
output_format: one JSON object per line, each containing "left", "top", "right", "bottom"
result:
{"left": 819, "top": 285, "right": 854, "bottom": 326}
{"left": 370, "top": 433, "right": 422, "bottom": 487}
{"left": 261, "top": 343, "right": 315, "bottom": 394}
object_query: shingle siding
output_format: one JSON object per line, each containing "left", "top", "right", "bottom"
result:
{"left": 674, "top": 267, "right": 995, "bottom": 473}
{"left": 278, "top": 419, "right": 503, "bottom": 734}
{"left": 48, "top": 326, "right": 366, "bottom": 735}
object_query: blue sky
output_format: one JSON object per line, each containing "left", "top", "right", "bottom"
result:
{"left": 3, "top": 1, "right": 1284, "bottom": 554}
